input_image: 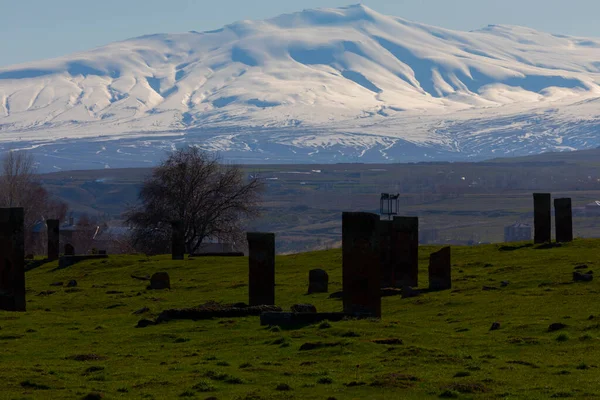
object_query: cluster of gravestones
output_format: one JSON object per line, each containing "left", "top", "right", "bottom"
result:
{"left": 0, "top": 209, "right": 109, "bottom": 312}
{"left": 533, "top": 193, "right": 573, "bottom": 243}
{"left": 239, "top": 212, "right": 451, "bottom": 325}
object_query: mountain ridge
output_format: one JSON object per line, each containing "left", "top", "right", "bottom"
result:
{"left": 1, "top": 4, "right": 600, "bottom": 171}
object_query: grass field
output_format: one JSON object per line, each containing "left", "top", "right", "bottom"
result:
{"left": 2, "top": 240, "right": 600, "bottom": 399}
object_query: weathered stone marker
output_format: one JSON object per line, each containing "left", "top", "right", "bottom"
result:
{"left": 46, "top": 219, "right": 60, "bottom": 261}
{"left": 393, "top": 216, "right": 419, "bottom": 288}
{"left": 0, "top": 208, "right": 26, "bottom": 312}
{"left": 379, "top": 220, "right": 394, "bottom": 287}
{"left": 428, "top": 246, "right": 451, "bottom": 291}
{"left": 342, "top": 212, "right": 381, "bottom": 318}
{"left": 308, "top": 268, "right": 329, "bottom": 294}
{"left": 64, "top": 243, "right": 75, "bottom": 256}
{"left": 533, "top": 193, "right": 552, "bottom": 244}
{"left": 554, "top": 198, "right": 573, "bottom": 243}
{"left": 247, "top": 232, "right": 275, "bottom": 306}
{"left": 171, "top": 220, "right": 185, "bottom": 260}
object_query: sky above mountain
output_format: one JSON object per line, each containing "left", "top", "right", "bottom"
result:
{"left": 1, "top": 0, "right": 600, "bottom": 68}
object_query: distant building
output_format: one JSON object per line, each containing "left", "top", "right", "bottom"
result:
{"left": 504, "top": 222, "right": 532, "bottom": 243}
{"left": 585, "top": 201, "right": 600, "bottom": 216}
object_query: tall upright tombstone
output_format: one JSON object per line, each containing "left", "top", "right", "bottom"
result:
{"left": 379, "top": 220, "right": 394, "bottom": 287}
{"left": 392, "top": 216, "right": 419, "bottom": 288}
{"left": 0, "top": 208, "right": 26, "bottom": 311}
{"left": 342, "top": 212, "right": 381, "bottom": 318}
{"left": 533, "top": 193, "right": 552, "bottom": 244}
{"left": 171, "top": 220, "right": 185, "bottom": 260}
{"left": 46, "top": 219, "right": 60, "bottom": 261}
{"left": 247, "top": 232, "right": 275, "bottom": 306}
{"left": 428, "top": 246, "right": 451, "bottom": 291}
{"left": 554, "top": 198, "right": 573, "bottom": 243}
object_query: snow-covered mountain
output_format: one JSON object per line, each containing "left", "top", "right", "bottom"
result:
{"left": 2, "top": 4, "right": 600, "bottom": 171}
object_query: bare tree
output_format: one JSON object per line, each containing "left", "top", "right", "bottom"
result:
{"left": 125, "top": 147, "right": 264, "bottom": 254}
{"left": 0, "top": 151, "right": 69, "bottom": 253}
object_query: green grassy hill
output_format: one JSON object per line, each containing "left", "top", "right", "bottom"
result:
{"left": 2, "top": 241, "right": 600, "bottom": 399}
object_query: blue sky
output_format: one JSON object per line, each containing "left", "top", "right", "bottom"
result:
{"left": 1, "top": 0, "right": 598, "bottom": 67}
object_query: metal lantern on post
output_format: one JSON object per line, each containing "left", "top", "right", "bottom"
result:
{"left": 380, "top": 193, "right": 400, "bottom": 220}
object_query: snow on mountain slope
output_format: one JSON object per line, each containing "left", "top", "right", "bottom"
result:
{"left": 1, "top": 4, "right": 600, "bottom": 170}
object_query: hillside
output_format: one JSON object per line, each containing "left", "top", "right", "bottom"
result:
{"left": 2, "top": 4, "right": 600, "bottom": 169}
{"left": 2, "top": 240, "right": 600, "bottom": 399}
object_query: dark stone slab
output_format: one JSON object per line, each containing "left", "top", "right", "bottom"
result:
{"left": 533, "top": 193, "right": 552, "bottom": 244}
{"left": 171, "top": 220, "right": 185, "bottom": 260}
{"left": 393, "top": 216, "right": 419, "bottom": 288}
{"left": 428, "top": 246, "right": 452, "bottom": 291}
{"left": 189, "top": 252, "right": 244, "bottom": 257}
{"left": 260, "top": 311, "right": 373, "bottom": 327}
{"left": 64, "top": 243, "right": 75, "bottom": 256}
{"left": 58, "top": 254, "right": 108, "bottom": 269}
{"left": 0, "top": 208, "right": 26, "bottom": 312}
{"left": 247, "top": 232, "right": 275, "bottom": 306}
{"left": 379, "top": 220, "right": 394, "bottom": 287}
{"left": 46, "top": 219, "right": 60, "bottom": 261}
{"left": 151, "top": 302, "right": 283, "bottom": 326}
{"left": 308, "top": 268, "right": 329, "bottom": 294}
{"left": 554, "top": 198, "right": 573, "bottom": 243}
{"left": 342, "top": 212, "right": 381, "bottom": 318}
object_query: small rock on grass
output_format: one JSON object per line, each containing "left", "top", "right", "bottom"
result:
{"left": 136, "top": 319, "right": 156, "bottom": 328}
{"left": 573, "top": 272, "right": 593, "bottom": 282}
{"left": 67, "top": 280, "right": 78, "bottom": 287}
{"left": 132, "top": 307, "right": 150, "bottom": 315}
{"left": 490, "top": 322, "right": 501, "bottom": 331}
{"left": 548, "top": 323, "right": 567, "bottom": 332}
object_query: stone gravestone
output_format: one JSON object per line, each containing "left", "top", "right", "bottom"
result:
{"left": 0, "top": 208, "right": 26, "bottom": 312}
{"left": 308, "top": 269, "right": 328, "bottom": 294}
{"left": 392, "top": 216, "right": 419, "bottom": 288}
{"left": 247, "top": 232, "right": 275, "bottom": 306}
{"left": 64, "top": 243, "right": 75, "bottom": 256}
{"left": 533, "top": 193, "right": 552, "bottom": 244}
{"left": 379, "top": 220, "right": 394, "bottom": 287}
{"left": 171, "top": 220, "right": 185, "bottom": 260}
{"left": 342, "top": 212, "right": 381, "bottom": 318}
{"left": 46, "top": 219, "right": 60, "bottom": 261}
{"left": 149, "top": 272, "right": 170, "bottom": 290}
{"left": 554, "top": 198, "right": 573, "bottom": 243}
{"left": 428, "top": 246, "right": 451, "bottom": 291}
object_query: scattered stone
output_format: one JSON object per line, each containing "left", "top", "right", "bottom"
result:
{"left": 136, "top": 319, "right": 155, "bottom": 328}
{"left": 67, "top": 280, "right": 78, "bottom": 287}
{"left": 299, "top": 341, "right": 342, "bottom": 351}
{"left": 105, "top": 291, "right": 123, "bottom": 295}
{"left": 133, "top": 307, "right": 150, "bottom": 315}
{"left": 574, "top": 265, "right": 588, "bottom": 270}
{"left": 501, "top": 281, "right": 510, "bottom": 287}
{"left": 587, "top": 270, "right": 594, "bottom": 275}
{"left": 482, "top": 286, "right": 498, "bottom": 291}
{"left": 588, "top": 315, "right": 595, "bottom": 320}
{"left": 328, "top": 291, "right": 343, "bottom": 299}
{"left": 548, "top": 323, "right": 567, "bottom": 332}
{"left": 490, "top": 322, "right": 501, "bottom": 331}
{"left": 148, "top": 272, "right": 170, "bottom": 290}
{"left": 308, "top": 269, "right": 329, "bottom": 294}
{"left": 37, "top": 290, "right": 56, "bottom": 296}
{"left": 67, "top": 354, "right": 105, "bottom": 361}
{"left": 371, "top": 338, "right": 403, "bottom": 345}
{"left": 401, "top": 286, "right": 420, "bottom": 299}
{"left": 291, "top": 304, "right": 317, "bottom": 313}
{"left": 156, "top": 302, "right": 282, "bottom": 324}
{"left": 573, "top": 272, "right": 593, "bottom": 282}
{"left": 81, "top": 392, "right": 104, "bottom": 400}
{"left": 50, "top": 282, "right": 64, "bottom": 287}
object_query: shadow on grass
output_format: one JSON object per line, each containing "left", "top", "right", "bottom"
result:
{"left": 498, "top": 244, "right": 533, "bottom": 252}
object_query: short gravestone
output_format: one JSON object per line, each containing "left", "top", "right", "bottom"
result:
{"left": 64, "top": 243, "right": 75, "bottom": 256}
{"left": 149, "top": 272, "right": 170, "bottom": 290}
{"left": 533, "top": 193, "right": 552, "bottom": 244}
{"left": 308, "top": 269, "right": 329, "bottom": 294}
{"left": 247, "top": 232, "right": 275, "bottom": 306}
{"left": 171, "top": 220, "right": 185, "bottom": 260}
{"left": 0, "top": 208, "right": 26, "bottom": 312}
{"left": 46, "top": 219, "right": 60, "bottom": 261}
{"left": 393, "top": 216, "right": 419, "bottom": 288}
{"left": 554, "top": 198, "right": 573, "bottom": 243}
{"left": 342, "top": 212, "right": 381, "bottom": 318}
{"left": 428, "top": 246, "right": 451, "bottom": 291}
{"left": 379, "top": 220, "right": 394, "bottom": 287}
